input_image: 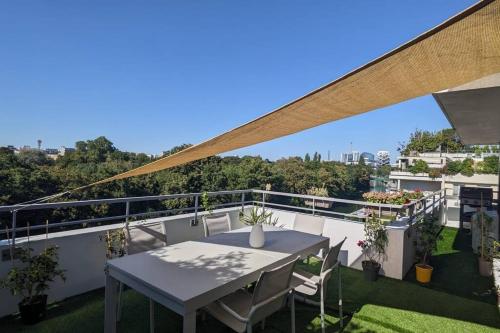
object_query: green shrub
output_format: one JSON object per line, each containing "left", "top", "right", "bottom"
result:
{"left": 443, "top": 160, "right": 462, "bottom": 175}
{"left": 460, "top": 158, "right": 474, "bottom": 177}
{"left": 409, "top": 160, "right": 429, "bottom": 174}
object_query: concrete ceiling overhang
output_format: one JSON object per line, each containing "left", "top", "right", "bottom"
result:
{"left": 433, "top": 73, "right": 500, "bottom": 145}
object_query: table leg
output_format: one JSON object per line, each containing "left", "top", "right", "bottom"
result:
{"left": 183, "top": 311, "right": 197, "bottom": 333}
{"left": 104, "top": 270, "right": 119, "bottom": 333}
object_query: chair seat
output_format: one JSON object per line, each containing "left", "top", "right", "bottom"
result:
{"left": 292, "top": 269, "right": 320, "bottom": 296}
{"left": 205, "top": 289, "right": 252, "bottom": 333}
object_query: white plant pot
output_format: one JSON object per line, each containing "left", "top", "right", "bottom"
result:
{"left": 249, "top": 224, "right": 265, "bottom": 248}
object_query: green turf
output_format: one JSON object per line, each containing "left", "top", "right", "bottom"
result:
{"left": 1, "top": 227, "right": 499, "bottom": 332}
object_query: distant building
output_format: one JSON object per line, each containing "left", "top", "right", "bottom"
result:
{"left": 44, "top": 148, "right": 60, "bottom": 160}
{"left": 376, "top": 151, "right": 391, "bottom": 166}
{"left": 341, "top": 150, "right": 360, "bottom": 165}
{"left": 360, "top": 152, "right": 376, "bottom": 166}
{"left": 59, "top": 146, "right": 75, "bottom": 156}
{"left": 3, "top": 145, "right": 17, "bottom": 152}
{"left": 389, "top": 151, "right": 499, "bottom": 228}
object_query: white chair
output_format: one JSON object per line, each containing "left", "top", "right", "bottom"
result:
{"left": 117, "top": 222, "right": 167, "bottom": 333}
{"left": 293, "top": 214, "right": 325, "bottom": 236}
{"left": 292, "top": 237, "right": 346, "bottom": 332}
{"left": 205, "top": 257, "right": 299, "bottom": 333}
{"left": 293, "top": 214, "right": 326, "bottom": 262}
{"left": 203, "top": 213, "right": 231, "bottom": 237}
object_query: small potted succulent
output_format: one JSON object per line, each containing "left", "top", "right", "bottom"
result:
{"left": 305, "top": 185, "right": 332, "bottom": 208}
{"left": 1, "top": 245, "right": 66, "bottom": 324}
{"left": 414, "top": 216, "right": 442, "bottom": 283}
{"left": 357, "top": 214, "right": 388, "bottom": 281}
{"left": 240, "top": 207, "right": 278, "bottom": 248}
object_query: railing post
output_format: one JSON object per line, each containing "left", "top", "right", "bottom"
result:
{"left": 194, "top": 195, "right": 199, "bottom": 223}
{"left": 262, "top": 192, "right": 265, "bottom": 209}
{"left": 378, "top": 205, "right": 382, "bottom": 218}
{"left": 125, "top": 201, "right": 130, "bottom": 224}
{"left": 312, "top": 198, "right": 316, "bottom": 215}
{"left": 432, "top": 194, "right": 436, "bottom": 215}
{"left": 11, "top": 210, "right": 17, "bottom": 247}
{"left": 241, "top": 193, "right": 245, "bottom": 212}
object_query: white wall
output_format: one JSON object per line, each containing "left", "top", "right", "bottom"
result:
{"left": 0, "top": 206, "right": 248, "bottom": 317}
{"left": 0, "top": 205, "right": 416, "bottom": 317}
{"left": 262, "top": 208, "right": 365, "bottom": 266}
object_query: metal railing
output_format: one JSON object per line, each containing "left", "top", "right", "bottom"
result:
{"left": 0, "top": 188, "right": 446, "bottom": 246}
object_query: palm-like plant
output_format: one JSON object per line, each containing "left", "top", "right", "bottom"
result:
{"left": 240, "top": 207, "right": 278, "bottom": 226}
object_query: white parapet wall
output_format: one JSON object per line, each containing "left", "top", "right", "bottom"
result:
{"left": 0, "top": 204, "right": 420, "bottom": 317}
{"left": 262, "top": 207, "right": 417, "bottom": 279}
{"left": 0, "top": 206, "right": 248, "bottom": 318}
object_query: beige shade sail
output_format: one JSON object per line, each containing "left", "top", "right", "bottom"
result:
{"left": 84, "top": 0, "right": 500, "bottom": 189}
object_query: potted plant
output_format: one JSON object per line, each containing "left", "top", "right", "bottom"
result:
{"left": 414, "top": 216, "right": 442, "bottom": 283}
{"left": 1, "top": 245, "right": 66, "bottom": 324}
{"left": 357, "top": 214, "right": 388, "bottom": 281}
{"left": 100, "top": 228, "right": 127, "bottom": 259}
{"left": 305, "top": 185, "right": 332, "bottom": 208}
{"left": 475, "top": 210, "right": 494, "bottom": 276}
{"left": 240, "top": 207, "right": 278, "bottom": 248}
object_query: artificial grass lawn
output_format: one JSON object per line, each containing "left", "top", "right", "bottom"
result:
{"left": 1, "top": 227, "right": 499, "bottom": 332}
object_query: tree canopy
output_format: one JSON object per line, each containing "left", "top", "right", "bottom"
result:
{"left": 399, "top": 129, "right": 464, "bottom": 155}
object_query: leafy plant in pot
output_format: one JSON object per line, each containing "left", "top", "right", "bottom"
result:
{"left": 414, "top": 216, "right": 442, "bottom": 283}
{"left": 357, "top": 214, "right": 388, "bottom": 282}
{"left": 1, "top": 245, "right": 66, "bottom": 324}
{"left": 240, "top": 207, "right": 278, "bottom": 248}
{"left": 475, "top": 210, "right": 494, "bottom": 277}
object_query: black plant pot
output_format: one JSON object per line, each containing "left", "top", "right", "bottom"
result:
{"left": 362, "top": 260, "right": 381, "bottom": 282}
{"left": 19, "top": 295, "right": 47, "bottom": 325}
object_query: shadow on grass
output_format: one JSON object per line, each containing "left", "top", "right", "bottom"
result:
{"left": 318, "top": 226, "right": 500, "bottom": 330}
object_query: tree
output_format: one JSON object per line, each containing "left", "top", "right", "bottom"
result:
{"left": 399, "top": 128, "right": 464, "bottom": 155}
{"left": 304, "top": 153, "right": 311, "bottom": 162}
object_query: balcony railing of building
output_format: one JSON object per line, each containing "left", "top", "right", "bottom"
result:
{"left": 0, "top": 188, "right": 445, "bottom": 246}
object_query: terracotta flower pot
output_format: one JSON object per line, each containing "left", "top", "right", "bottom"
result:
{"left": 415, "top": 264, "right": 433, "bottom": 283}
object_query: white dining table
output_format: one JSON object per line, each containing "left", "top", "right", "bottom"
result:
{"left": 104, "top": 225, "right": 329, "bottom": 333}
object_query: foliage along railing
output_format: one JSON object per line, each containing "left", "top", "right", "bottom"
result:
{"left": 0, "top": 188, "right": 445, "bottom": 246}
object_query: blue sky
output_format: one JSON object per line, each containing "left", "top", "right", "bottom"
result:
{"left": 0, "top": 0, "right": 477, "bottom": 162}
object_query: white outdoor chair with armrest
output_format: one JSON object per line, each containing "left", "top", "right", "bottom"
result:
{"left": 293, "top": 214, "right": 326, "bottom": 262}
{"left": 292, "top": 237, "right": 347, "bottom": 332}
{"left": 205, "top": 257, "right": 300, "bottom": 333}
{"left": 117, "top": 222, "right": 167, "bottom": 333}
{"left": 202, "top": 213, "right": 231, "bottom": 237}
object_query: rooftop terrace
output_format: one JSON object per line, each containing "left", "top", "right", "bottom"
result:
{"left": 1, "top": 227, "right": 499, "bottom": 333}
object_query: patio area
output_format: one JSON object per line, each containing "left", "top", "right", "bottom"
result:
{"left": 1, "top": 227, "right": 498, "bottom": 333}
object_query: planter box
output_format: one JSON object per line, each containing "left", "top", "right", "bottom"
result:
{"left": 305, "top": 200, "right": 332, "bottom": 209}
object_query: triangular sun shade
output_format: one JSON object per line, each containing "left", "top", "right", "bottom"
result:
{"left": 84, "top": 0, "right": 500, "bottom": 189}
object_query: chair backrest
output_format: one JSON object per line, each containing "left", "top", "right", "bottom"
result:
{"left": 203, "top": 213, "right": 231, "bottom": 237}
{"left": 293, "top": 214, "right": 325, "bottom": 236}
{"left": 125, "top": 222, "right": 167, "bottom": 255}
{"left": 252, "top": 258, "right": 299, "bottom": 306}
{"left": 321, "top": 237, "right": 347, "bottom": 277}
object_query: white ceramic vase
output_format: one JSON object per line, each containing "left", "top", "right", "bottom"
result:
{"left": 249, "top": 224, "right": 265, "bottom": 248}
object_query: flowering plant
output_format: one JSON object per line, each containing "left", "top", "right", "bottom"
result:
{"left": 363, "top": 190, "right": 423, "bottom": 205}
